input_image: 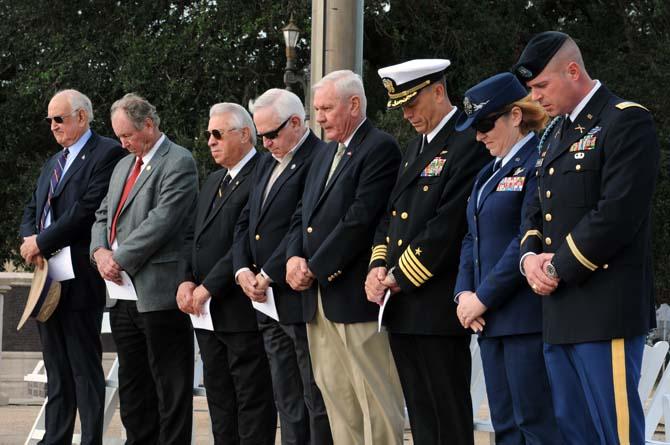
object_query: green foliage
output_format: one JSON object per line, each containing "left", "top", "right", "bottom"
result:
{"left": 1, "top": 0, "right": 669, "bottom": 302}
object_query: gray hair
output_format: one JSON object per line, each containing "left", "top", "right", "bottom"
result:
{"left": 54, "top": 89, "right": 94, "bottom": 123}
{"left": 252, "top": 88, "right": 305, "bottom": 125}
{"left": 210, "top": 102, "right": 257, "bottom": 146}
{"left": 313, "top": 70, "right": 367, "bottom": 117}
{"left": 110, "top": 93, "right": 161, "bottom": 130}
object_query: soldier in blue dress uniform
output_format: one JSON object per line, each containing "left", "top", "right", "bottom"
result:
{"left": 515, "top": 31, "right": 660, "bottom": 444}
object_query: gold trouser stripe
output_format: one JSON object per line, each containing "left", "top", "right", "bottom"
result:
{"left": 406, "top": 247, "right": 433, "bottom": 278}
{"left": 398, "top": 255, "right": 422, "bottom": 287}
{"left": 401, "top": 251, "right": 430, "bottom": 282}
{"left": 520, "top": 229, "right": 542, "bottom": 246}
{"left": 566, "top": 234, "right": 598, "bottom": 271}
{"left": 611, "top": 338, "right": 630, "bottom": 444}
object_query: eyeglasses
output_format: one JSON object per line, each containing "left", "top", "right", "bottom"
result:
{"left": 45, "top": 109, "right": 80, "bottom": 125}
{"left": 257, "top": 118, "right": 290, "bottom": 140}
{"left": 473, "top": 109, "right": 512, "bottom": 133}
{"left": 205, "top": 128, "right": 238, "bottom": 140}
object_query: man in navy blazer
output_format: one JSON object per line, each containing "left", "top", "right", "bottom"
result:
{"left": 234, "top": 89, "right": 331, "bottom": 445}
{"left": 20, "top": 89, "right": 124, "bottom": 445}
{"left": 286, "top": 70, "right": 405, "bottom": 444}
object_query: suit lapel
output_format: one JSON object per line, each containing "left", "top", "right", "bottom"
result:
{"left": 121, "top": 138, "right": 171, "bottom": 213}
{"left": 259, "top": 141, "right": 310, "bottom": 221}
{"left": 195, "top": 169, "right": 225, "bottom": 238}
{"left": 390, "top": 118, "right": 454, "bottom": 203}
{"left": 544, "top": 86, "right": 610, "bottom": 167}
{"left": 53, "top": 133, "right": 98, "bottom": 198}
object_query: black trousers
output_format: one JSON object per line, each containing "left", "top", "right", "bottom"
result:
{"left": 196, "top": 328, "right": 277, "bottom": 445}
{"left": 37, "top": 305, "right": 105, "bottom": 445}
{"left": 110, "top": 301, "right": 194, "bottom": 445}
{"left": 389, "top": 333, "right": 473, "bottom": 445}
{"left": 257, "top": 315, "right": 332, "bottom": 445}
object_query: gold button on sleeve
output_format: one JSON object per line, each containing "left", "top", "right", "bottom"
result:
{"left": 545, "top": 237, "right": 552, "bottom": 245}
{"left": 255, "top": 234, "right": 261, "bottom": 240}
{"left": 423, "top": 185, "right": 429, "bottom": 192}
{"left": 392, "top": 210, "right": 397, "bottom": 216}
{"left": 576, "top": 164, "right": 581, "bottom": 171}
{"left": 545, "top": 214, "right": 552, "bottom": 222}
{"left": 307, "top": 227, "right": 313, "bottom": 234}
{"left": 401, "top": 212, "right": 408, "bottom": 220}
{"left": 397, "top": 239, "right": 403, "bottom": 246}
{"left": 549, "top": 167, "right": 555, "bottom": 175}
{"left": 546, "top": 190, "right": 552, "bottom": 199}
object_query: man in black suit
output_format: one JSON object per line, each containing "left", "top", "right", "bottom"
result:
{"left": 367, "top": 60, "right": 489, "bottom": 445}
{"left": 178, "top": 102, "right": 276, "bottom": 444}
{"left": 234, "top": 88, "right": 332, "bottom": 445}
{"left": 515, "top": 32, "right": 659, "bottom": 444}
{"left": 20, "top": 89, "right": 124, "bottom": 445}
{"left": 286, "top": 70, "right": 405, "bottom": 444}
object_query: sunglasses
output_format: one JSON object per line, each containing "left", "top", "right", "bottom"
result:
{"left": 257, "top": 118, "right": 290, "bottom": 140}
{"left": 45, "top": 109, "right": 80, "bottom": 125}
{"left": 205, "top": 128, "right": 238, "bottom": 140}
{"left": 473, "top": 109, "right": 511, "bottom": 133}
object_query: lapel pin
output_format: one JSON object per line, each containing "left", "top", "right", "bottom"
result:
{"left": 587, "top": 114, "right": 593, "bottom": 120}
{"left": 235, "top": 181, "right": 239, "bottom": 186}
{"left": 81, "top": 155, "right": 86, "bottom": 160}
{"left": 575, "top": 124, "right": 586, "bottom": 134}
{"left": 291, "top": 164, "right": 296, "bottom": 170}
{"left": 347, "top": 151, "right": 352, "bottom": 156}
{"left": 515, "top": 157, "right": 520, "bottom": 162}
{"left": 146, "top": 165, "right": 152, "bottom": 171}
{"left": 514, "top": 167, "right": 524, "bottom": 175}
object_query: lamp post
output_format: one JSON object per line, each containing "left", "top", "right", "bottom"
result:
{"left": 282, "top": 14, "right": 310, "bottom": 118}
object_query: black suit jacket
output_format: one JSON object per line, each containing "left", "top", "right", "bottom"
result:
{"left": 20, "top": 131, "right": 124, "bottom": 310}
{"left": 370, "top": 113, "right": 489, "bottom": 335}
{"left": 520, "top": 85, "right": 659, "bottom": 344}
{"left": 286, "top": 120, "right": 401, "bottom": 323}
{"left": 234, "top": 131, "right": 323, "bottom": 325}
{"left": 181, "top": 152, "right": 260, "bottom": 332}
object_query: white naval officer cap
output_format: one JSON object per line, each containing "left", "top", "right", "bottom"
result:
{"left": 377, "top": 59, "right": 451, "bottom": 109}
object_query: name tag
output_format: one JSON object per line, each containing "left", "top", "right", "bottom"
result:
{"left": 496, "top": 176, "right": 525, "bottom": 192}
{"left": 421, "top": 157, "right": 446, "bottom": 177}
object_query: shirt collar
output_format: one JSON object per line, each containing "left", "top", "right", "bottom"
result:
{"left": 343, "top": 118, "right": 367, "bottom": 147}
{"left": 426, "top": 107, "right": 458, "bottom": 143}
{"left": 569, "top": 80, "right": 602, "bottom": 122}
{"left": 273, "top": 127, "right": 309, "bottom": 163}
{"left": 140, "top": 133, "right": 166, "bottom": 165}
{"left": 227, "top": 147, "right": 257, "bottom": 179}
{"left": 497, "top": 132, "right": 534, "bottom": 168}
{"left": 64, "top": 128, "right": 92, "bottom": 157}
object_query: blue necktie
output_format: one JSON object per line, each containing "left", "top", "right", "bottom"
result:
{"left": 40, "top": 148, "right": 69, "bottom": 231}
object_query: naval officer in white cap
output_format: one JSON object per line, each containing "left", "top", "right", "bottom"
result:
{"left": 366, "top": 59, "right": 488, "bottom": 445}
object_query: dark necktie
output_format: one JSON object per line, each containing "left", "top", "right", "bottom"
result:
{"left": 212, "top": 173, "right": 232, "bottom": 209}
{"left": 559, "top": 116, "right": 571, "bottom": 142}
{"left": 419, "top": 135, "right": 428, "bottom": 155}
{"left": 110, "top": 157, "right": 143, "bottom": 244}
{"left": 40, "top": 148, "right": 69, "bottom": 231}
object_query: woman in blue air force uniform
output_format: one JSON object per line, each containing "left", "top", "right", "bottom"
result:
{"left": 454, "top": 73, "right": 563, "bottom": 445}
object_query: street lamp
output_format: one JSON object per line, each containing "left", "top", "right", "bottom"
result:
{"left": 282, "top": 14, "right": 310, "bottom": 118}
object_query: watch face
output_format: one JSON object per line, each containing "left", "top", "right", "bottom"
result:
{"left": 546, "top": 263, "right": 557, "bottom": 278}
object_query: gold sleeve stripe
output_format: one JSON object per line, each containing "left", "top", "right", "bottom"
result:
{"left": 405, "top": 246, "right": 433, "bottom": 279}
{"left": 401, "top": 253, "right": 429, "bottom": 283}
{"left": 611, "top": 339, "right": 630, "bottom": 444}
{"left": 616, "top": 101, "right": 648, "bottom": 111}
{"left": 398, "top": 255, "right": 423, "bottom": 287}
{"left": 520, "top": 230, "right": 542, "bottom": 246}
{"left": 372, "top": 245, "right": 388, "bottom": 253}
{"left": 370, "top": 254, "right": 387, "bottom": 262}
{"left": 566, "top": 234, "right": 598, "bottom": 271}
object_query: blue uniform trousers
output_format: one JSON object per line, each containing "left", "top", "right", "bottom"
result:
{"left": 479, "top": 333, "right": 563, "bottom": 445}
{"left": 543, "top": 336, "right": 645, "bottom": 445}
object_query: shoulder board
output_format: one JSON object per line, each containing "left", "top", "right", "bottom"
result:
{"left": 616, "top": 101, "right": 649, "bottom": 111}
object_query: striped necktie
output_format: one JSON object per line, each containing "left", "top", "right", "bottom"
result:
{"left": 40, "top": 148, "right": 69, "bottom": 231}
{"left": 326, "top": 143, "right": 346, "bottom": 186}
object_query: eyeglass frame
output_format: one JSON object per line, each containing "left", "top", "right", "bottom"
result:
{"left": 44, "top": 109, "right": 81, "bottom": 125}
{"left": 472, "top": 106, "right": 514, "bottom": 133}
{"left": 205, "top": 127, "right": 240, "bottom": 140}
{"left": 257, "top": 117, "right": 291, "bottom": 140}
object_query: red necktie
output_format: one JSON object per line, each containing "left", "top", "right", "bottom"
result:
{"left": 109, "top": 157, "right": 143, "bottom": 244}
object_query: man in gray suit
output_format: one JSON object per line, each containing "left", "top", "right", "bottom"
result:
{"left": 90, "top": 93, "right": 198, "bottom": 444}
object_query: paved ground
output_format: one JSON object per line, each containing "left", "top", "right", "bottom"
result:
{"left": 0, "top": 398, "right": 496, "bottom": 444}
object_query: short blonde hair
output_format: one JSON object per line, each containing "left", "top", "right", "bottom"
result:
{"left": 512, "top": 94, "right": 549, "bottom": 134}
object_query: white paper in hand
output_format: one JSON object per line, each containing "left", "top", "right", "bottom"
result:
{"left": 377, "top": 289, "right": 392, "bottom": 332}
{"left": 190, "top": 297, "right": 214, "bottom": 331}
{"left": 48, "top": 246, "right": 75, "bottom": 282}
{"left": 105, "top": 271, "right": 138, "bottom": 301}
{"left": 252, "top": 287, "right": 280, "bottom": 322}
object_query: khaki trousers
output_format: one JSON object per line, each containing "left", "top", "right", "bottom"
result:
{"left": 306, "top": 291, "right": 405, "bottom": 445}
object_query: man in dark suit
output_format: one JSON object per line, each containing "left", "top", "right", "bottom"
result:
{"left": 19, "top": 89, "right": 124, "bottom": 445}
{"left": 514, "top": 32, "right": 660, "bottom": 444}
{"left": 177, "top": 102, "right": 276, "bottom": 444}
{"left": 366, "top": 60, "right": 489, "bottom": 445}
{"left": 90, "top": 93, "right": 198, "bottom": 444}
{"left": 234, "top": 88, "right": 332, "bottom": 445}
{"left": 286, "top": 70, "right": 405, "bottom": 444}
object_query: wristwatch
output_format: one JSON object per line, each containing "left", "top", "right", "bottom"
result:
{"left": 545, "top": 262, "right": 559, "bottom": 279}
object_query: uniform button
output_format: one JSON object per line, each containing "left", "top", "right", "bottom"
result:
{"left": 397, "top": 239, "right": 403, "bottom": 246}
{"left": 386, "top": 236, "right": 390, "bottom": 243}
{"left": 328, "top": 277, "right": 333, "bottom": 282}
{"left": 307, "top": 227, "right": 313, "bottom": 234}
{"left": 255, "top": 234, "right": 261, "bottom": 240}
{"left": 546, "top": 190, "right": 552, "bottom": 199}
{"left": 549, "top": 167, "right": 555, "bottom": 175}
{"left": 423, "top": 185, "right": 429, "bottom": 192}
{"left": 401, "top": 212, "right": 408, "bottom": 220}
{"left": 475, "top": 259, "right": 479, "bottom": 265}
{"left": 475, "top": 236, "right": 478, "bottom": 241}
{"left": 603, "top": 264, "right": 609, "bottom": 269}
{"left": 545, "top": 213, "right": 552, "bottom": 222}
{"left": 392, "top": 210, "right": 397, "bottom": 216}
{"left": 576, "top": 164, "right": 581, "bottom": 171}
{"left": 545, "top": 237, "right": 552, "bottom": 245}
